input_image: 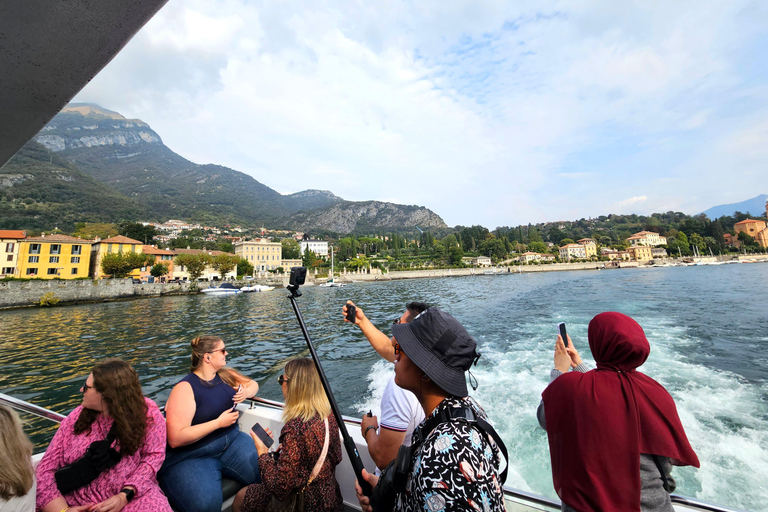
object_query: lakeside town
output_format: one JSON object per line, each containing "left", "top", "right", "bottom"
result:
{"left": 1, "top": 200, "right": 767, "bottom": 284}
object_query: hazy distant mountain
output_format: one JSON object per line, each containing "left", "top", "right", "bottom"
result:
{"left": 26, "top": 104, "right": 446, "bottom": 233}
{"left": 285, "top": 201, "right": 446, "bottom": 233}
{"left": 700, "top": 194, "right": 768, "bottom": 219}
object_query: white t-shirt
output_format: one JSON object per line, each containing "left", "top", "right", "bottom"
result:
{"left": 379, "top": 375, "right": 424, "bottom": 446}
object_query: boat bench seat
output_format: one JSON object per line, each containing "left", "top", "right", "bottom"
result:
{"left": 223, "top": 478, "right": 243, "bottom": 500}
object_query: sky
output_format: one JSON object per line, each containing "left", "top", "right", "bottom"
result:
{"left": 74, "top": 0, "right": 768, "bottom": 229}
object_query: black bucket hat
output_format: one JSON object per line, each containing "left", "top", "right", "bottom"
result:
{"left": 392, "top": 308, "right": 479, "bottom": 396}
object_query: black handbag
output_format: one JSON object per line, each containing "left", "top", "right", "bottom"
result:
{"left": 54, "top": 423, "right": 122, "bottom": 495}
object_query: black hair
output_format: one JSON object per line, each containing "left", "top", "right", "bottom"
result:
{"left": 406, "top": 302, "right": 429, "bottom": 317}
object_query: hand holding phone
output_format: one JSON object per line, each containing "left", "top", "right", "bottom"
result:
{"left": 346, "top": 303, "right": 357, "bottom": 323}
{"left": 251, "top": 422, "right": 274, "bottom": 448}
{"left": 558, "top": 322, "right": 568, "bottom": 348}
{"left": 231, "top": 384, "right": 243, "bottom": 412}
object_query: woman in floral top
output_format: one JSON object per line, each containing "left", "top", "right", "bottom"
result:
{"left": 234, "top": 358, "right": 343, "bottom": 512}
{"left": 36, "top": 359, "right": 172, "bottom": 512}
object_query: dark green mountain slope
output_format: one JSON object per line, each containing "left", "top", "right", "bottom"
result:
{"left": 0, "top": 141, "right": 148, "bottom": 230}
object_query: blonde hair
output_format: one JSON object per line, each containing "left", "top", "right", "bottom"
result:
{"left": 0, "top": 405, "right": 34, "bottom": 499}
{"left": 282, "top": 358, "right": 331, "bottom": 423}
{"left": 190, "top": 336, "right": 248, "bottom": 387}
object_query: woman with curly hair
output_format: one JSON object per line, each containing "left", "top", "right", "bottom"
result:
{"left": 234, "top": 358, "right": 343, "bottom": 512}
{"left": 36, "top": 358, "right": 171, "bottom": 512}
{"left": 158, "top": 335, "right": 261, "bottom": 512}
{"left": 0, "top": 404, "right": 36, "bottom": 510}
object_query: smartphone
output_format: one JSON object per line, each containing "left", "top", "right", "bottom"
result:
{"left": 231, "top": 384, "right": 242, "bottom": 412}
{"left": 558, "top": 322, "right": 569, "bottom": 348}
{"left": 346, "top": 303, "right": 356, "bottom": 323}
{"left": 251, "top": 422, "right": 274, "bottom": 448}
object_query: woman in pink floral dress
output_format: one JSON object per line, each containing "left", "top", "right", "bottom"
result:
{"left": 36, "top": 359, "right": 172, "bottom": 512}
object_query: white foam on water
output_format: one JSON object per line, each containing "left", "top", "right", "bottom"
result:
{"left": 470, "top": 314, "right": 768, "bottom": 511}
{"left": 354, "top": 359, "right": 394, "bottom": 418}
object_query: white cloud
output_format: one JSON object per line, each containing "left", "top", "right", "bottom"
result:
{"left": 73, "top": 0, "right": 768, "bottom": 228}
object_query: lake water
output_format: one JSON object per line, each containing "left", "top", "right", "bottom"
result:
{"left": 1, "top": 264, "right": 767, "bottom": 510}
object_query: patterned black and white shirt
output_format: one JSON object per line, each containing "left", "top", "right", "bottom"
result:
{"left": 394, "top": 396, "right": 505, "bottom": 512}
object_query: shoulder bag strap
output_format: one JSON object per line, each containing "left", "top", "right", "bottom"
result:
{"left": 307, "top": 417, "right": 330, "bottom": 484}
{"left": 652, "top": 454, "right": 671, "bottom": 492}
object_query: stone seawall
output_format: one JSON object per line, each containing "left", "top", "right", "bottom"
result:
{"left": 0, "top": 279, "right": 197, "bottom": 309}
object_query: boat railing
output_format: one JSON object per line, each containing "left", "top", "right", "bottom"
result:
{"left": 0, "top": 393, "right": 748, "bottom": 512}
{"left": 0, "top": 391, "right": 66, "bottom": 423}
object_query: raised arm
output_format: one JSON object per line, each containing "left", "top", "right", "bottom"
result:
{"left": 165, "top": 381, "right": 238, "bottom": 448}
{"left": 343, "top": 301, "right": 395, "bottom": 363}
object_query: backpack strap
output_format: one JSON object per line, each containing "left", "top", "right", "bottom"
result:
{"left": 308, "top": 417, "right": 330, "bottom": 484}
{"left": 412, "top": 405, "right": 509, "bottom": 484}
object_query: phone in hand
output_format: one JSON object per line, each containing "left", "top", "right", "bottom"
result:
{"left": 558, "top": 322, "right": 569, "bottom": 348}
{"left": 251, "top": 422, "right": 274, "bottom": 448}
{"left": 231, "top": 384, "right": 242, "bottom": 412}
{"left": 346, "top": 303, "right": 356, "bottom": 323}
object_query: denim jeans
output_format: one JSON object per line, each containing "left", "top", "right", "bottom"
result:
{"left": 158, "top": 427, "right": 261, "bottom": 512}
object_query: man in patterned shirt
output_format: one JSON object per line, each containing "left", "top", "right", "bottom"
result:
{"left": 356, "top": 308, "right": 506, "bottom": 512}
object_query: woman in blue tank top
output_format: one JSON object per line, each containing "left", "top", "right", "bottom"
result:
{"left": 158, "top": 335, "right": 261, "bottom": 512}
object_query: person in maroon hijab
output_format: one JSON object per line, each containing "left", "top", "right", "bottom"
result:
{"left": 537, "top": 312, "right": 699, "bottom": 512}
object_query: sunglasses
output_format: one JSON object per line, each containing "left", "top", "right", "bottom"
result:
{"left": 82, "top": 380, "right": 94, "bottom": 393}
{"left": 209, "top": 348, "right": 227, "bottom": 355}
{"left": 278, "top": 375, "right": 290, "bottom": 385}
{"left": 394, "top": 342, "right": 401, "bottom": 356}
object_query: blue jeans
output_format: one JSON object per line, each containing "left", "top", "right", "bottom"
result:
{"left": 159, "top": 428, "right": 261, "bottom": 512}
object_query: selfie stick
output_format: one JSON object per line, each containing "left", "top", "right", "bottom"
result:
{"left": 287, "top": 276, "right": 373, "bottom": 498}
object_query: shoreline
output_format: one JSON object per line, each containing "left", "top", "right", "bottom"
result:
{"left": 1, "top": 255, "right": 765, "bottom": 310}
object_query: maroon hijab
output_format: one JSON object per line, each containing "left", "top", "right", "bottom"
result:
{"left": 541, "top": 312, "right": 699, "bottom": 511}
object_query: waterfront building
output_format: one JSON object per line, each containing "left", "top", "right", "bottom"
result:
{"left": 91, "top": 235, "right": 144, "bottom": 279}
{"left": 139, "top": 246, "right": 176, "bottom": 281}
{"left": 651, "top": 247, "right": 668, "bottom": 258}
{"left": 733, "top": 204, "right": 768, "bottom": 248}
{"left": 299, "top": 239, "right": 329, "bottom": 257}
{"left": 1, "top": 230, "right": 26, "bottom": 277}
{"left": 576, "top": 238, "right": 598, "bottom": 258}
{"left": 518, "top": 252, "right": 541, "bottom": 264}
{"left": 281, "top": 259, "right": 302, "bottom": 270}
{"left": 539, "top": 253, "right": 556, "bottom": 262}
{"left": 559, "top": 244, "right": 587, "bottom": 260}
{"left": 17, "top": 234, "right": 93, "bottom": 279}
{"left": 234, "top": 238, "right": 283, "bottom": 273}
{"left": 627, "top": 245, "right": 653, "bottom": 262}
{"left": 471, "top": 256, "right": 492, "bottom": 266}
{"left": 626, "top": 231, "right": 667, "bottom": 247}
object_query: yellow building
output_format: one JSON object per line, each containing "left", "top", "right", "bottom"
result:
{"left": 577, "top": 238, "right": 598, "bottom": 258}
{"left": 234, "top": 238, "right": 282, "bottom": 273}
{"left": 734, "top": 207, "right": 768, "bottom": 248}
{"left": 16, "top": 234, "right": 93, "bottom": 279}
{"left": 1, "top": 230, "right": 26, "bottom": 277}
{"left": 626, "top": 231, "right": 667, "bottom": 247}
{"left": 91, "top": 235, "right": 144, "bottom": 278}
{"left": 627, "top": 245, "right": 653, "bottom": 262}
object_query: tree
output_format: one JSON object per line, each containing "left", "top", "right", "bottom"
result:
{"left": 118, "top": 222, "right": 157, "bottom": 244}
{"left": 529, "top": 241, "right": 547, "bottom": 253}
{"left": 211, "top": 254, "right": 239, "bottom": 278}
{"left": 101, "top": 252, "right": 155, "bottom": 278}
{"left": 73, "top": 223, "right": 118, "bottom": 240}
{"left": 559, "top": 238, "right": 575, "bottom": 247}
{"left": 236, "top": 258, "right": 254, "bottom": 277}
{"left": 150, "top": 263, "right": 169, "bottom": 278}
{"left": 448, "top": 245, "right": 464, "bottom": 266}
{"left": 676, "top": 232, "right": 690, "bottom": 255}
{"left": 302, "top": 248, "right": 317, "bottom": 267}
{"left": 174, "top": 253, "right": 211, "bottom": 281}
{"left": 281, "top": 238, "right": 301, "bottom": 259}
{"left": 347, "top": 255, "right": 370, "bottom": 270}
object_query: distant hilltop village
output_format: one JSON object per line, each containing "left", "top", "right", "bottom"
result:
{"left": 1, "top": 201, "right": 766, "bottom": 283}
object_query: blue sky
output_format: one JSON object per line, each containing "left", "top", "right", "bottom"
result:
{"left": 74, "top": 0, "right": 768, "bottom": 228}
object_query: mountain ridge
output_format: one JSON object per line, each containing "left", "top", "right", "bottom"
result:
{"left": 700, "top": 194, "right": 768, "bottom": 220}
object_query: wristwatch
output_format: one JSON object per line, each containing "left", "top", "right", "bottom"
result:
{"left": 364, "top": 425, "right": 377, "bottom": 439}
{"left": 120, "top": 487, "right": 135, "bottom": 503}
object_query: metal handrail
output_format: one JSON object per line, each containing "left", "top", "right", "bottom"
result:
{"left": 0, "top": 392, "right": 66, "bottom": 423}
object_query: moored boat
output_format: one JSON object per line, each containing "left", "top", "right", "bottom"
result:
{"left": 201, "top": 282, "right": 243, "bottom": 295}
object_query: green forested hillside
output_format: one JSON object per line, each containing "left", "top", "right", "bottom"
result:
{"left": 0, "top": 142, "right": 148, "bottom": 230}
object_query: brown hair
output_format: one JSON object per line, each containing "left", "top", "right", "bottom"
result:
{"left": 74, "top": 359, "right": 148, "bottom": 455}
{"left": 190, "top": 335, "right": 249, "bottom": 387}
{"left": 0, "top": 405, "right": 34, "bottom": 499}
{"left": 282, "top": 358, "right": 331, "bottom": 423}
